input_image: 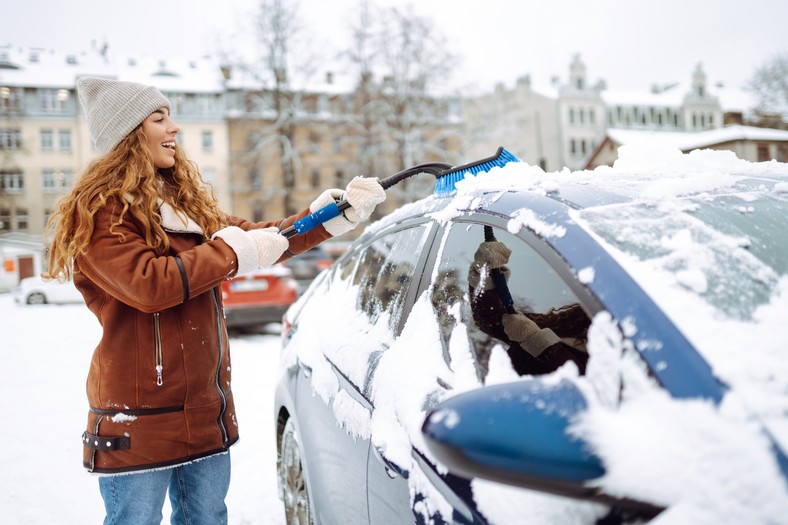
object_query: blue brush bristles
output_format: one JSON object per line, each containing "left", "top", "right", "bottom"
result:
{"left": 433, "top": 147, "right": 521, "bottom": 197}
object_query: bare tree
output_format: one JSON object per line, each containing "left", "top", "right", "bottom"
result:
{"left": 236, "top": 0, "right": 320, "bottom": 215}
{"left": 344, "top": 3, "right": 461, "bottom": 205}
{"left": 344, "top": 0, "right": 381, "bottom": 180}
{"left": 747, "top": 53, "right": 788, "bottom": 126}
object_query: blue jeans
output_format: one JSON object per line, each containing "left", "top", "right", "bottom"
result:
{"left": 99, "top": 452, "right": 231, "bottom": 525}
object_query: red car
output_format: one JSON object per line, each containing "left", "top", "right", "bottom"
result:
{"left": 221, "top": 265, "right": 299, "bottom": 331}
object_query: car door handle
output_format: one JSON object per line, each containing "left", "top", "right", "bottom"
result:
{"left": 298, "top": 361, "right": 312, "bottom": 378}
{"left": 373, "top": 446, "right": 409, "bottom": 480}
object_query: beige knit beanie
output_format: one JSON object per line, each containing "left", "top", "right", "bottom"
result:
{"left": 77, "top": 76, "right": 171, "bottom": 154}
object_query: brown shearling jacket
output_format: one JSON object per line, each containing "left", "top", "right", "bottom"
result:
{"left": 75, "top": 199, "right": 331, "bottom": 474}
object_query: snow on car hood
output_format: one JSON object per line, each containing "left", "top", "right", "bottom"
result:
{"left": 283, "top": 144, "right": 788, "bottom": 524}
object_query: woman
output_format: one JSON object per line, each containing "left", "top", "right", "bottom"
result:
{"left": 46, "top": 76, "right": 385, "bottom": 524}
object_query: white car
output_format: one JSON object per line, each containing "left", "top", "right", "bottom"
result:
{"left": 13, "top": 276, "right": 84, "bottom": 305}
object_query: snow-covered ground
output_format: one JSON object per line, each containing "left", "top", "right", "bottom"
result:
{"left": 0, "top": 293, "right": 284, "bottom": 524}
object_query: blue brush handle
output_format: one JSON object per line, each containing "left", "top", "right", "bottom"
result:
{"left": 282, "top": 201, "right": 348, "bottom": 238}
{"left": 279, "top": 162, "right": 454, "bottom": 239}
{"left": 491, "top": 269, "right": 516, "bottom": 314}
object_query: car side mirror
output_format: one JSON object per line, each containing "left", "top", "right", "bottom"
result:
{"left": 422, "top": 379, "right": 664, "bottom": 518}
{"left": 422, "top": 379, "right": 603, "bottom": 497}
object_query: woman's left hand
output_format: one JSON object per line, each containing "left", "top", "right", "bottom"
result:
{"left": 342, "top": 176, "right": 386, "bottom": 222}
{"left": 310, "top": 176, "right": 386, "bottom": 236}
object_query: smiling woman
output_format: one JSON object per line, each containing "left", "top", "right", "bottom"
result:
{"left": 141, "top": 108, "right": 180, "bottom": 169}
{"left": 42, "top": 76, "right": 386, "bottom": 523}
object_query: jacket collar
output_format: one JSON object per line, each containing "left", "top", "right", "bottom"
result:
{"left": 122, "top": 193, "right": 204, "bottom": 234}
{"left": 159, "top": 200, "right": 203, "bottom": 234}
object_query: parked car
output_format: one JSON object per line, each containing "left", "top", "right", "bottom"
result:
{"left": 274, "top": 147, "right": 788, "bottom": 524}
{"left": 221, "top": 265, "right": 298, "bottom": 331}
{"left": 281, "top": 245, "right": 334, "bottom": 293}
{"left": 13, "top": 275, "right": 84, "bottom": 305}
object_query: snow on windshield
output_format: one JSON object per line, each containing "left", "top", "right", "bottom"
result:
{"left": 282, "top": 144, "right": 788, "bottom": 524}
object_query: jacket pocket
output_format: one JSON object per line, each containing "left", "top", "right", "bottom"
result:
{"left": 154, "top": 312, "right": 163, "bottom": 386}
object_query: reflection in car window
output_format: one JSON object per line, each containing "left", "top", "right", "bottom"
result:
{"left": 430, "top": 223, "right": 591, "bottom": 381}
{"left": 340, "top": 224, "right": 432, "bottom": 330}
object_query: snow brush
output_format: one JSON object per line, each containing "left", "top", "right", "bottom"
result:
{"left": 280, "top": 147, "right": 520, "bottom": 239}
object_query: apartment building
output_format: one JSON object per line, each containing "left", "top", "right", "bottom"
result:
{"left": 0, "top": 44, "right": 230, "bottom": 237}
{"left": 1, "top": 44, "right": 462, "bottom": 242}
{"left": 462, "top": 55, "right": 755, "bottom": 171}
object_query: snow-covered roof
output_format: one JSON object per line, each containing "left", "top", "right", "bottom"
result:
{"left": 606, "top": 125, "right": 788, "bottom": 151}
{"left": 601, "top": 81, "right": 756, "bottom": 115}
{"left": 602, "top": 85, "right": 686, "bottom": 107}
{"left": 0, "top": 45, "right": 226, "bottom": 93}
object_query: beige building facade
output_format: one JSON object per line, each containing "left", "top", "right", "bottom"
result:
{"left": 0, "top": 45, "right": 231, "bottom": 237}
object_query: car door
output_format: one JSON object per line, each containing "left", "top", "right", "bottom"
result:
{"left": 289, "top": 220, "right": 436, "bottom": 524}
{"left": 367, "top": 215, "right": 600, "bottom": 525}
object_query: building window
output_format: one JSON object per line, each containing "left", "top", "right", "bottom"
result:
{"left": 0, "top": 170, "right": 24, "bottom": 193}
{"left": 308, "top": 131, "right": 322, "bottom": 153}
{"left": 757, "top": 144, "right": 771, "bottom": 162}
{"left": 332, "top": 134, "right": 342, "bottom": 153}
{"left": 310, "top": 169, "right": 320, "bottom": 188}
{"left": 335, "top": 169, "right": 345, "bottom": 187}
{"left": 15, "top": 208, "right": 28, "bottom": 230}
{"left": 0, "top": 129, "right": 22, "bottom": 150}
{"left": 41, "top": 129, "right": 54, "bottom": 151}
{"left": 43, "top": 170, "right": 74, "bottom": 192}
{"left": 39, "top": 88, "right": 68, "bottom": 113}
{"left": 0, "top": 86, "right": 23, "bottom": 112}
{"left": 201, "top": 130, "right": 213, "bottom": 152}
{"left": 59, "top": 129, "right": 72, "bottom": 151}
{"left": 249, "top": 165, "right": 262, "bottom": 190}
{"left": 202, "top": 168, "right": 217, "bottom": 184}
{"left": 568, "top": 107, "right": 575, "bottom": 125}
{"left": 570, "top": 138, "right": 577, "bottom": 155}
{"left": 0, "top": 209, "right": 11, "bottom": 232}
{"left": 589, "top": 109, "right": 595, "bottom": 125}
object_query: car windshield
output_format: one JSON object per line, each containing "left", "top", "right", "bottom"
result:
{"left": 579, "top": 178, "right": 788, "bottom": 320}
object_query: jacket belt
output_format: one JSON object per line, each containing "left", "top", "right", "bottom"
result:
{"left": 82, "top": 431, "right": 131, "bottom": 451}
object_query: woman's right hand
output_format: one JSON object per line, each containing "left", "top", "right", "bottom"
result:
{"left": 212, "top": 226, "right": 289, "bottom": 275}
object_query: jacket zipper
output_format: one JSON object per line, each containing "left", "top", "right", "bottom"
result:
{"left": 211, "top": 288, "right": 229, "bottom": 444}
{"left": 154, "top": 312, "right": 164, "bottom": 386}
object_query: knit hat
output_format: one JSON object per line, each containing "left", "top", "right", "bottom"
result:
{"left": 77, "top": 77, "right": 171, "bottom": 154}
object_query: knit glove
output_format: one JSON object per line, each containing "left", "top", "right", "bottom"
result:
{"left": 311, "top": 176, "right": 386, "bottom": 236}
{"left": 212, "top": 226, "right": 289, "bottom": 275}
{"left": 468, "top": 241, "right": 511, "bottom": 290}
{"left": 503, "top": 313, "right": 561, "bottom": 357}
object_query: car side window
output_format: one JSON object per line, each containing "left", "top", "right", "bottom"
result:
{"left": 429, "top": 222, "right": 591, "bottom": 381}
{"left": 340, "top": 224, "right": 433, "bottom": 330}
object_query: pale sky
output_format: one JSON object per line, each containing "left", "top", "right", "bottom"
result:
{"left": 1, "top": 0, "right": 785, "bottom": 95}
